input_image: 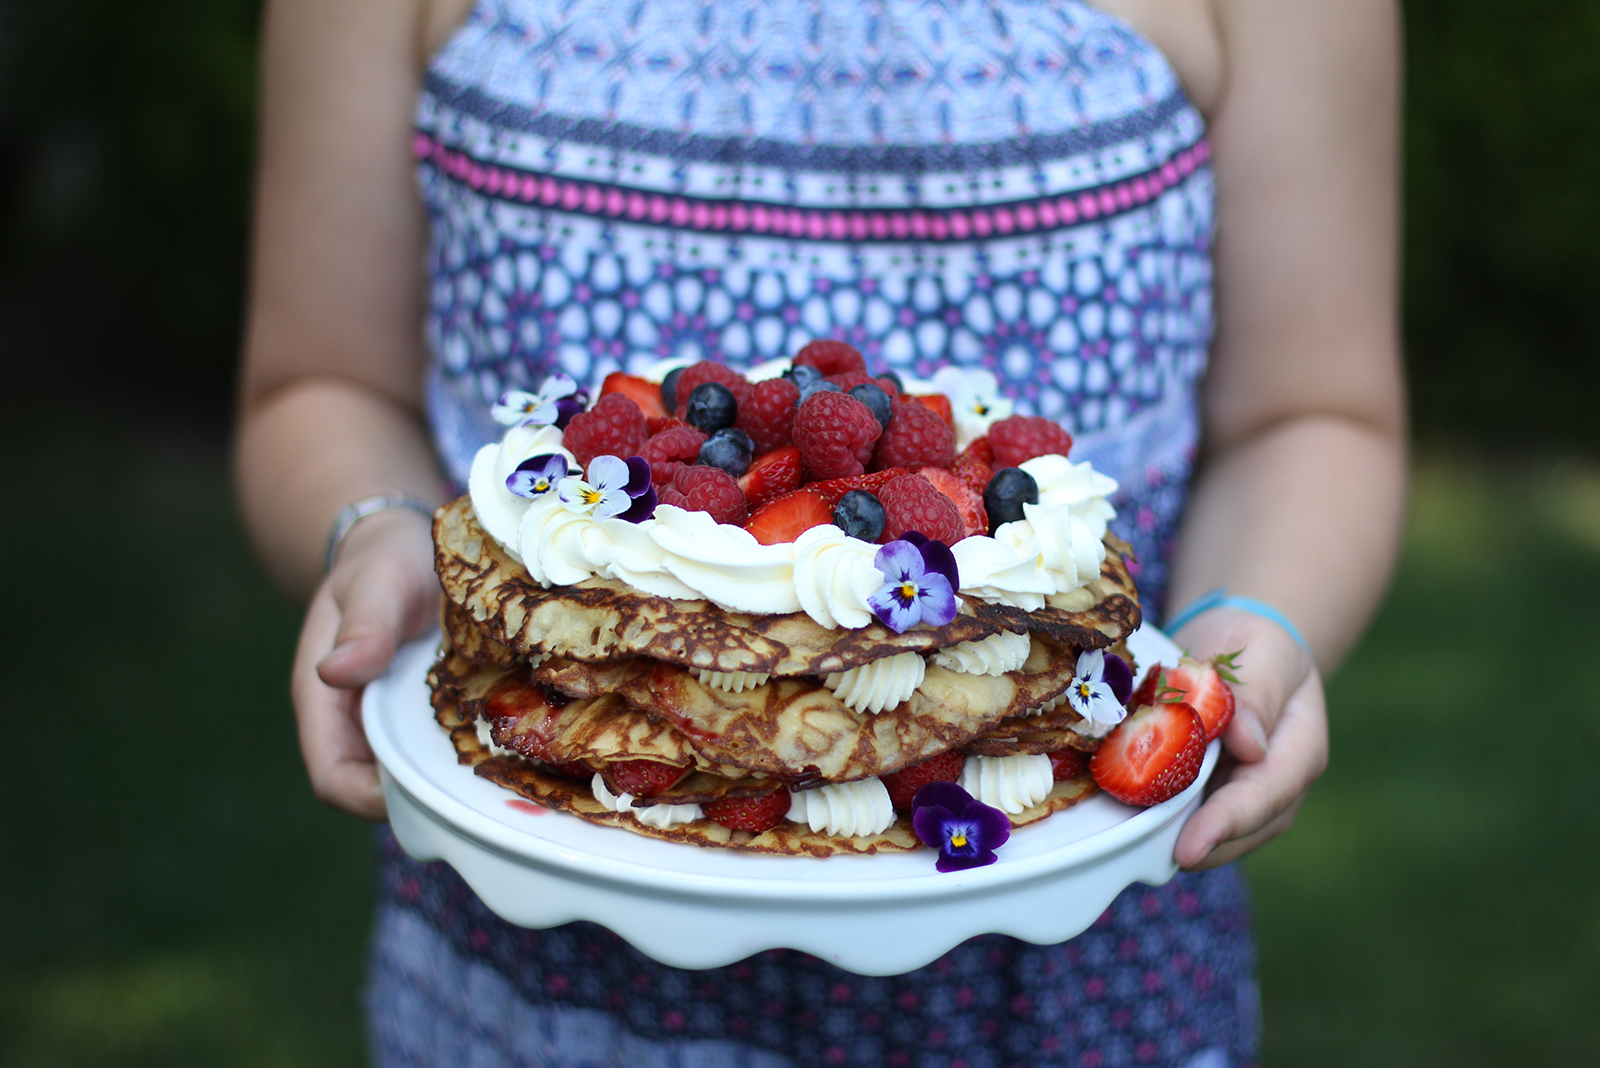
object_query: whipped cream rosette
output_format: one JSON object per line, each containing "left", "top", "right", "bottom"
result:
{"left": 428, "top": 351, "right": 1146, "bottom": 867}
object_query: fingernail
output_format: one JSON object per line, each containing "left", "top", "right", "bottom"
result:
{"left": 1241, "top": 710, "right": 1268, "bottom": 754}
{"left": 318, "top": 640, "right": 360, "bottom": 669}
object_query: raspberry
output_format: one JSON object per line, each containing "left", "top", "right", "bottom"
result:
{"left": 733, "top": 377, "right": 801, "bottom": 454}
{"left": 989, "top": 415, "right": 1074, "bottom": 468}
{"left": 871, "top": 399, "right": 955, "bottom": 472}
{"left": 562, "top": 393, "right": 647, "bottom": 469}
{"left": 823, "top": 371, "right": 877, "bottom": 393}
{"left": 952, "top": 451, "right": 993, "bottom": 498}
{"left": 879, "top": 473, "right": 964, "bottom": 545}
{"left": 641, "top": 425, "right": 707, "bottom": 485}
{"left": 792, "top": 391, "right": 882, "bottom": 480}
{"left": 645, "top": 415, "right": 692, "bottom": 436}
{"left": 672, "top": 361, "right": 751, "bottom": 420}
{"left": 794, "top": 339, "right": 867, "bottom": 376}
{"left": 918, "top": 466, "right": 988, "bottom": 540}
{"left": 661, "top": 465, "right": 748, "bottom": 525}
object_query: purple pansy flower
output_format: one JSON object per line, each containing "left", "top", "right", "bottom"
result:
{"left": 491, "top": 374, "right": 586, "bottom": 428}
{"left": 556, "top": 455, "right": 657, "bottom": 522}
{"left": 1065, "top": 649, "right": 1133, "bottom": 730}
{"left": 910, "top": 781, "right": 1011, "bottom": 872}
{"left": 867, "top": 533, "right": 961, "bottom": 633}
{"left": 505, "top": 453, "right": 571, "bottom": 499}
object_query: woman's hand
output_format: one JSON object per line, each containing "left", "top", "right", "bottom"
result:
{"left": 290, "top": 509, "right": 439, "bottom": 819}
{"left": 1168, "top": 607, "right": 1329, "bottom": 870}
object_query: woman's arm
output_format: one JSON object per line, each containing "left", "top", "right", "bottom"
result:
{"left": 1168, "top": 0, "right": 1406, "bottom": 868}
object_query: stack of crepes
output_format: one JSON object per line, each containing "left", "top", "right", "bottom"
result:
{"left": 429, "top": 381, "right": 1143, "bottom": 858}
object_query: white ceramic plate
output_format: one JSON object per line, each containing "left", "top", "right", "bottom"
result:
{"left": 363, "top": 624, "right": 1217, "bottom": 976}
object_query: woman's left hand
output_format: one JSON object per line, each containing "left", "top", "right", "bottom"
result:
{"left": 1167, "top": 607, "right": 1329, "bottom": 870}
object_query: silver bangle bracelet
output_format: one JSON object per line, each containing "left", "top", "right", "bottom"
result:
{"left": 324, "top": 494, "right": 436, "bottom": 573}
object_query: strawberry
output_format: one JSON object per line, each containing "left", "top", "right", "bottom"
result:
{"left": 738, "top": 445, "right": 804, "bottom": 510}
{"left": 1148, "top": 654, "right": 1240, "bottom": 743}
{"left": 911, "top": 393, "right": 954, "bottom": 428}
{"left": 917, "top": 466, "right": 988, "bottom": 540}
{"left": 482, "top": 678, "right": 565, "bottom": 762}
{"left": 543, "top": 757, "right": 595, "bottom": 781}
{"left": 793, "top": 339, "right": 867, "bottom": 376}
{"left": 704, "top": 789, "right": 793, "bottom": 833}
{"left": 603, "top": 759, "right": 689, "bottom": 798}
{"left": 960, "top": 436, "right": 995, "bottom": 467}
{"left": 881, "top": 751, "right": 967, "bottom": 814}
{"left": 744, "top": 489, "right": 832, "bottom": 545}
{"left": 951, "top": 450, "right": 993, "bottom": 498}
{"left": 1047, "top": 748, "right": 1089, "bottom": 780}
{"left": 1090, "top": 701, "right": 1206, "bottom": 807}
{"left": 802, "top": 468, "right": 909, "bottom": 507}
{"left": 600, "top": 371, "right": 668, "bottom": 420}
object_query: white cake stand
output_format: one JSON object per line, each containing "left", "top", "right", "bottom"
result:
{"left": 363, "top": 624, "right": 1217, "bottom": 976}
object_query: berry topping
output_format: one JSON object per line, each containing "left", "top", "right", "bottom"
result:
{"left": 659, "top": 465, "right": 748, "bottom": 525}
{"left": 849, "top": 381, "right": 894, "bottom": 430}
{"left": 961, "top": 436, "right": 995, "bottom": 466}
{"left": 803, "top": 468, "right": 910, "bottom": 508}
{"left": 704, "top": 789, "right": 792, "bottom": 834}
{"left": 832, "top": 489, "right": 887, "bottom": 541}
{"left": 982, "top": 467, "right": 1040, "bottom": 531}
{"left": 733, "top": 376, "right": 801, "bottom": 454}
{"left": 952, "top": 449, "right": 993, "bottom": 498}
{"left": 1048, "top": 748, "right": 1089, "bottom": 780}
{"left": 879, "top": 472, "right": 965, "bottom": 545}
{"left": 744, "top": 489, "right": 832, "bottom": 545}
{"left": 917, "top": 466, "right": 988, "bottom": 540}
{"left": 659, "top": 366, "right": 684, "bottom": 413}
{"left": 792, "top": 391, "right": 883, "bottom": 480}
{"left": 562, "top": 392, "right": 647, "bottom": 469}
{"left": 877, "top": 370, "right": 905, "bottom": 395}
{"left": 1090, "top": 701, "right": 1207, "bottom": 807}
{"left": 882, "top": 751, "right": 966, "bottom": 815}
{"left": 871, "top": 399, "right": 956, "bottom": 472}
{"left": 684, "top": 381, "right": 739, "bottom": 433}
{"left": 824, "top": 371, "right": 877, "bottom": 393}
{"left": 737, "top": 445, "right": 803, "bottom": 510}
{"left": 641, "top": 424, "right": 707, "bottom": 485}
{"left": 645, "top": 415, "right": 692, "bottom": 436}
{"left": 603, "top": 759, "right": 689, "bottom": 798}
{"left": 989, "top": 414, "right": 1074, "bottom": 468}
{"left": 600, "top": 371, "right": 668, "bottom": 420}
{"left": 783, "top": 363, "right": 824, "bottom": 388}
{"left": 672, "top": 361, "right": 751, "bottom": 420}
{"left": 698, "top": 427, "right": 755, "bottom": 477}
{"left": 797, "top": 378, "right": 843, "bottom": 405}
{"left": 1133, "top": 655, "right": 1240, "bottom": 744}
{"left": 911, "top": 393, "right": 954, "bottom": 428}
{"left": 793, "top": 338, "right": 867, "bottom": 376}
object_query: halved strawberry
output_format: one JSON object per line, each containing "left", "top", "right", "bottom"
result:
{"left": 951, "top": 450, "right": 993, "bottom": 498}
{"left": 704, "top": 789, "right": 792, "bottom": 833}
{"left": 803, "top": 467, "right": 910, "bottom": 507}
{"left": 744, "top": 489, "right": 832, "bottom": 545}
{"left": 603, "top": 759, "right": 689, "bottom": 798}
{"left": 959, "top": 436, "right": 994, "bottom": 467}
{"left": 1090, "top": 701, "right": 1206, "bottom": 807}
{"left": 918, "top": 466, "right": 988, "bottom": 539}
{"left": 1047, "top": 749, "right": 1089, "bottom": 780}
{"left": 1133, "top": 654, "right": 1239, "bottom": 743}
{"left": 881, "top": 751, "right": 967, "bottom": 814}
{"left": 911, "top": 393, "right": 954, "bottom": 428}
{"left": 483, "top": 677, "right": 564, "bottom": 761}
{"left": 601, "top": 371, "right": 668, "bottom": 420}
{"left": 738, "top": 445, "right": 803, "bottom": 510}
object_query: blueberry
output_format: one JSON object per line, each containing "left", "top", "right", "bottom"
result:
{"left": 849, "top": 382, "right": 893, "bottom": 430}
{"left": 685, "top": 381, "right": 738, "bottom": 432}
{"left": 784, "top": 363, "right": 823, "bottom": 388}
{"left": 795, "top": 379, "right": 842, "bottom": 406}
{"left": 832, "top": 490, "right": 887, "bottom": 542}
{"left": 983, "top": 467, "right": 1039, "bottom": 532}
{"left": 877, "top": 370, "right": 904, "bottom": 394}
{"left": 660, "top": 367, "right": 684, "bottom": 412}
{"left": 698, "top": 427, "right": 754, "bottom": 477}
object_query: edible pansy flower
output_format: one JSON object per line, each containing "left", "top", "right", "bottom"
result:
{"left": 867, "top": 533, "right": 961, "bottom": 633}
{"left": 505, "top": 453, "right": 571, "bottom": 499}
{"left": 1065, "top": 648, "right": 1133, "bottom": 730}
{"left": 556, "top": 455, "right": 657, "bottom": 522}
{"left": 910, "top": 781, "right": 1011, "bottom": 872}
{"left": 491, "top": 374, "right": 585, "bottom": 428}
{"left": 931, "top": 366, "right": 1014, "bottom": 440}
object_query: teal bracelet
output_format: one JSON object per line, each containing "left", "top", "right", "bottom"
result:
{"left": 1163, "top": 588, "right": 1312, "bottom": 652}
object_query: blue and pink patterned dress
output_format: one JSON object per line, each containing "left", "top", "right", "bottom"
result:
{"left": 370, "top": 2, "right": 1258, "bottom": 1064}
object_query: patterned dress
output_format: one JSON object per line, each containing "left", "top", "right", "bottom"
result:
{"left": 370, "top": 2, "right": 1258, "bottom": 1065}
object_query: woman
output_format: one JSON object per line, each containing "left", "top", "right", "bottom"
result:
{"left": 237, "top": 1, "right": 1405, "bottom": 1063}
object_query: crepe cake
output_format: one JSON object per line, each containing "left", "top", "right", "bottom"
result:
{"left": 429, "top": 351, "right": 1142, "bottom": 858}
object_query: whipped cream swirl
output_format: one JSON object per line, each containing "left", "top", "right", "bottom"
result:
{"left": 824, "top": 652, "right": 926, "bottom": 714}
{"left": 466, "top": 424, "right": 575, "bottom": 563}
{"left": 933, "top": 630, "right": 1033, "bottom": 675}
{"left": 695, "top": 669, "right": 771, "bottom": 693}
{"left": 590, "top": 774, "right": 702, "bottom": 829}
{"left": 959, "top": 754, "right": 1054, "bottom": 814}
{"left": 785, "top": 777, "right": 896, "bottom": 838}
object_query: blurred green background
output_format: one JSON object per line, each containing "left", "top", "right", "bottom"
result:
{"left": 1, "top": 0, "right": 1598, "bottom": 1064}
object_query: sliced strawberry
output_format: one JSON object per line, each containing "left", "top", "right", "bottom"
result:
{"left": 483, "top": 677, "right": 565, "bottom": 762}
{"left": 911, "top": 393, "right": 954, "bottom": 428}
{"left": 544, "top": 757, "right": 594, "bottom": 780}
{"left": 959, "top": 435, "right": 994, "bottom": 467}
{"left": 1130, "top": 664, "right": 1162, "bottom": 709}
{"left": 1047, "top": 748, "right": 1089, "bottom": 780}
{"left": 738, "top": 445, "right": 804, "bottom": 510}
{"left": 1090, "top": 701, "right": 1206, "bottom": 807}
{"left": 1154, "top": 655, "right": 1239, "bottom": 743}
{"left": 744, "top": 489, "right": 832, "bottom": 545}
{"left": 803, "top": 467, "right": 910, "bottom": 507}
{"left": 603, "top": 759, "right": 689, "bottom": 798}
{"left": 881, "top": 751, "right": 967, "bottom": 814}
{"left": 601, "top": 371, "right": 668, "bottom": 420}
{"left": 704, "top": 789, "right": 793, "bottom": 833}
{"left": 918, "top": 466, "right": 988, "bottom": 539}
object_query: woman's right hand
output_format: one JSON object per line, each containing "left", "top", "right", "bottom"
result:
{"left": 290, "top": 508, "right": 439, "bottom": 819}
